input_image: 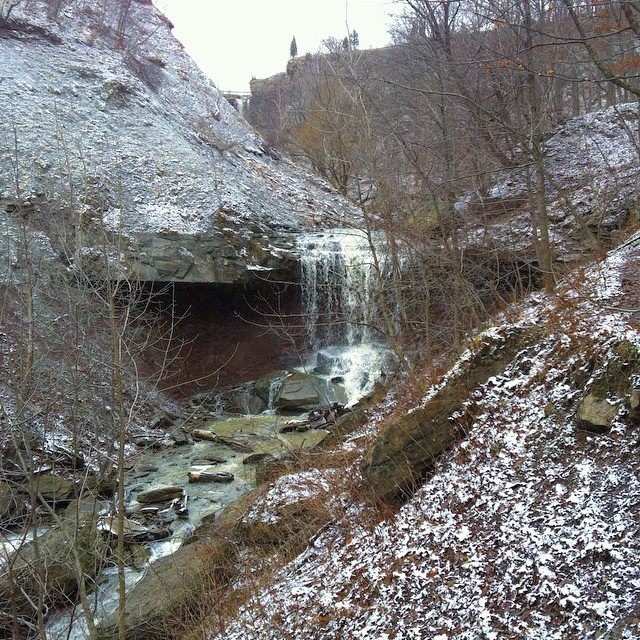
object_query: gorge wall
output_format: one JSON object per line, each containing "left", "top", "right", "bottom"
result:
{"left": 0, "top": 0, "right": 360, "bottom": 285}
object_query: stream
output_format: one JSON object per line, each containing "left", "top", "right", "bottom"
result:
{"left": 44, "top": 414, "right": 328, "bottom": 639}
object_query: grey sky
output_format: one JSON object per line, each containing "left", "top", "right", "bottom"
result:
{"left": 154, "top": 0, "right": 397, "bottom": 92}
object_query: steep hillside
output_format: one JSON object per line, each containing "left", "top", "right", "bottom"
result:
{"left": 249, "top": 52, "right": 638, "bottom": 265}
{"left": 211, "top": 233, "right": 640, "bottom": 639}
{"left": 460, "top": 103, "right": 639, "bottom": 262}
{"left": 0, "top": 0, "right": 359, "bottom": 283}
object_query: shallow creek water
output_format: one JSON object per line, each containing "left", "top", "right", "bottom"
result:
{"left": 44, "top": 413, "right": 327, "bottom": 638}
{"left": 44, "top": 227, "right": 392, "bottom": 636}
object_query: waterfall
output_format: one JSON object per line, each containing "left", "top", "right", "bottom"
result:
{"left": 235, "top": 96, "right": 250, "bottom": 119}
{"left": 297, "top": 228, "right": 391, "bottom": 404}
{"left": 299, "top": 228, "right": 377, "bottom": 348}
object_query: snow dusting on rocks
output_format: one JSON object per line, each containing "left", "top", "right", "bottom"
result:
{"left": 459, "top": 103, "right": 639, "bottom": 262}
{"left": 0, "top": 0, "right": 360, "bottom": 283}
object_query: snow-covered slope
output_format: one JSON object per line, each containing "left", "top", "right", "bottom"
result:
{"left": 0, "top": 0, "right": 359, "bottom": 282}
{"left": 215, "top": 234, "right": 640, "bottom": 639}
{"left": 459, "top": 104, "right": 639, "bottom": 262}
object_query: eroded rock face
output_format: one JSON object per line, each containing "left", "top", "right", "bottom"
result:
{"left": 577, "top": 339, "right": 640, "bottom": 433}
{"left": 21, "top": 473, "right": 75, "bottom": 503}
{"left": 0, "top": 0, "right": 359, "bottom": 284}
{"left": 361, "top": 326, "right": 542, "bottom": 503}
{"left": 234, "top": 469, "right": 337, "bottom": 551}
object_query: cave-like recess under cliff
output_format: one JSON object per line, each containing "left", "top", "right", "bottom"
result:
{"left": 133, "top": 279, "right": 305, "bottom": 397}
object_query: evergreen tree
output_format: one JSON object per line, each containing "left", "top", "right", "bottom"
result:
{"left": 290, "top": 36, "right": 298, "bottom": 59}
{"left": 349, "top": 29, "right": 359, "bottom": 49}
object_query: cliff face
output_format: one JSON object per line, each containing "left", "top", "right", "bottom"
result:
{"left": 0, "top": 0, "right": 359, "bottom": 283}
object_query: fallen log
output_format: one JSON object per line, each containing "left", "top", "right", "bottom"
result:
{"left": 191, "top": 429, "right": 217, "bottom": 442}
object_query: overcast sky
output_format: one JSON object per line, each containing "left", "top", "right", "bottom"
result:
{"left": 154, "top": 0, "right": 398, "bottom": 92}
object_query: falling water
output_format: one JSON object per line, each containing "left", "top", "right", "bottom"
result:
{"left": 236, "top": 96, "right": 250, "bottom": 119}
{"left": 297, "top": 228, "right": 392, "bottom": 404}
{"left": 299, "top": 228, "right": 377, "bottom": 347}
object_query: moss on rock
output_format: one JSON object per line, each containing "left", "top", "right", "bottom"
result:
{"left": 361, "top": 325, "right": 542, "bottom": 504}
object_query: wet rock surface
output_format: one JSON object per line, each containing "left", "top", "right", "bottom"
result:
{"left": 136, "top": 486, "right": 184, "bottom": 504}
{"left": 0, "top": 498, "right": 105, "bottom": 621}
{"left": 96, "top": 539, "right": 236, "bottom": 640}
{"left": 20, "top": 473, "right": 75, "bottom": 504}
{"left": 576, "top": 393, "right": 621, "bottom": 433}
{"left": 275, "top": 372, "right": 329, "bottom": 410}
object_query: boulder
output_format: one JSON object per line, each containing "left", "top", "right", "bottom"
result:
{"left": 630, "top": 388, "right": 640, "bottom": 425}
{"left": 211, "top": 385, "right": 267, "bottom": 415}
{"left": 99, "top": 516, "right": 171, "bottom": 543}
{"left": 0, "top": 498, "right": 105, "bottom": 620}
{"left": 79, "top": 472, "right": 117, "bottom": 498}
{"left": 169, "top": 424, "right": 190, "bottom": 446}
{"left": 96, "top": 540, "right": 237, "bottom": 640}
{"left": 329, "top": 382, "right": 349, "bottom": 406}
{"left": 631, "top": 388, "right": 640, "bottom": 410}
{"left": 226, "top": 389, "right": 266, "bottom": 415}
{"left": 577, "top": 339, "right": 640, "bottom": 432}
{"left": 21, "top": 473, "right": 75, "bottom": 503}
{"left": 361, "top": 326, "right": 541, "bottom": 503}
{"left": 275, "top": 373, "right": 328, "bottom": 410}
{"left": 242, "top": 452, "right": 276, "bottom": 465}
{"left": 149, "top": 411, "right": 174, "bottom": 430}
{"left": 136, "top": 486, "right": 183, "bottom": 504}
{"left": 253, "top": 370, "right": 288, "bottom": 404}
{"left": 577, "top": 393, "right": 621, "bottom": 433}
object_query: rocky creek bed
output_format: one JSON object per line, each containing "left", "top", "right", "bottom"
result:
{"left": 0, "top": 388, "right": 360, "bottom": 639}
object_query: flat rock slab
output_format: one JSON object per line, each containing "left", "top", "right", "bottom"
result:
{"left": 191, "top": 456, "right": 226, "bottom": 466}
{"left": 187, "top": 471, "right": 234, "bottom": 484}
{"left": 137, "top": 486, "right": 184, "bottom": 504}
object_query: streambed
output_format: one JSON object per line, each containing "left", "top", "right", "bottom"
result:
{"left": 43, "top": 413, "right": 329, "bottom": 638}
